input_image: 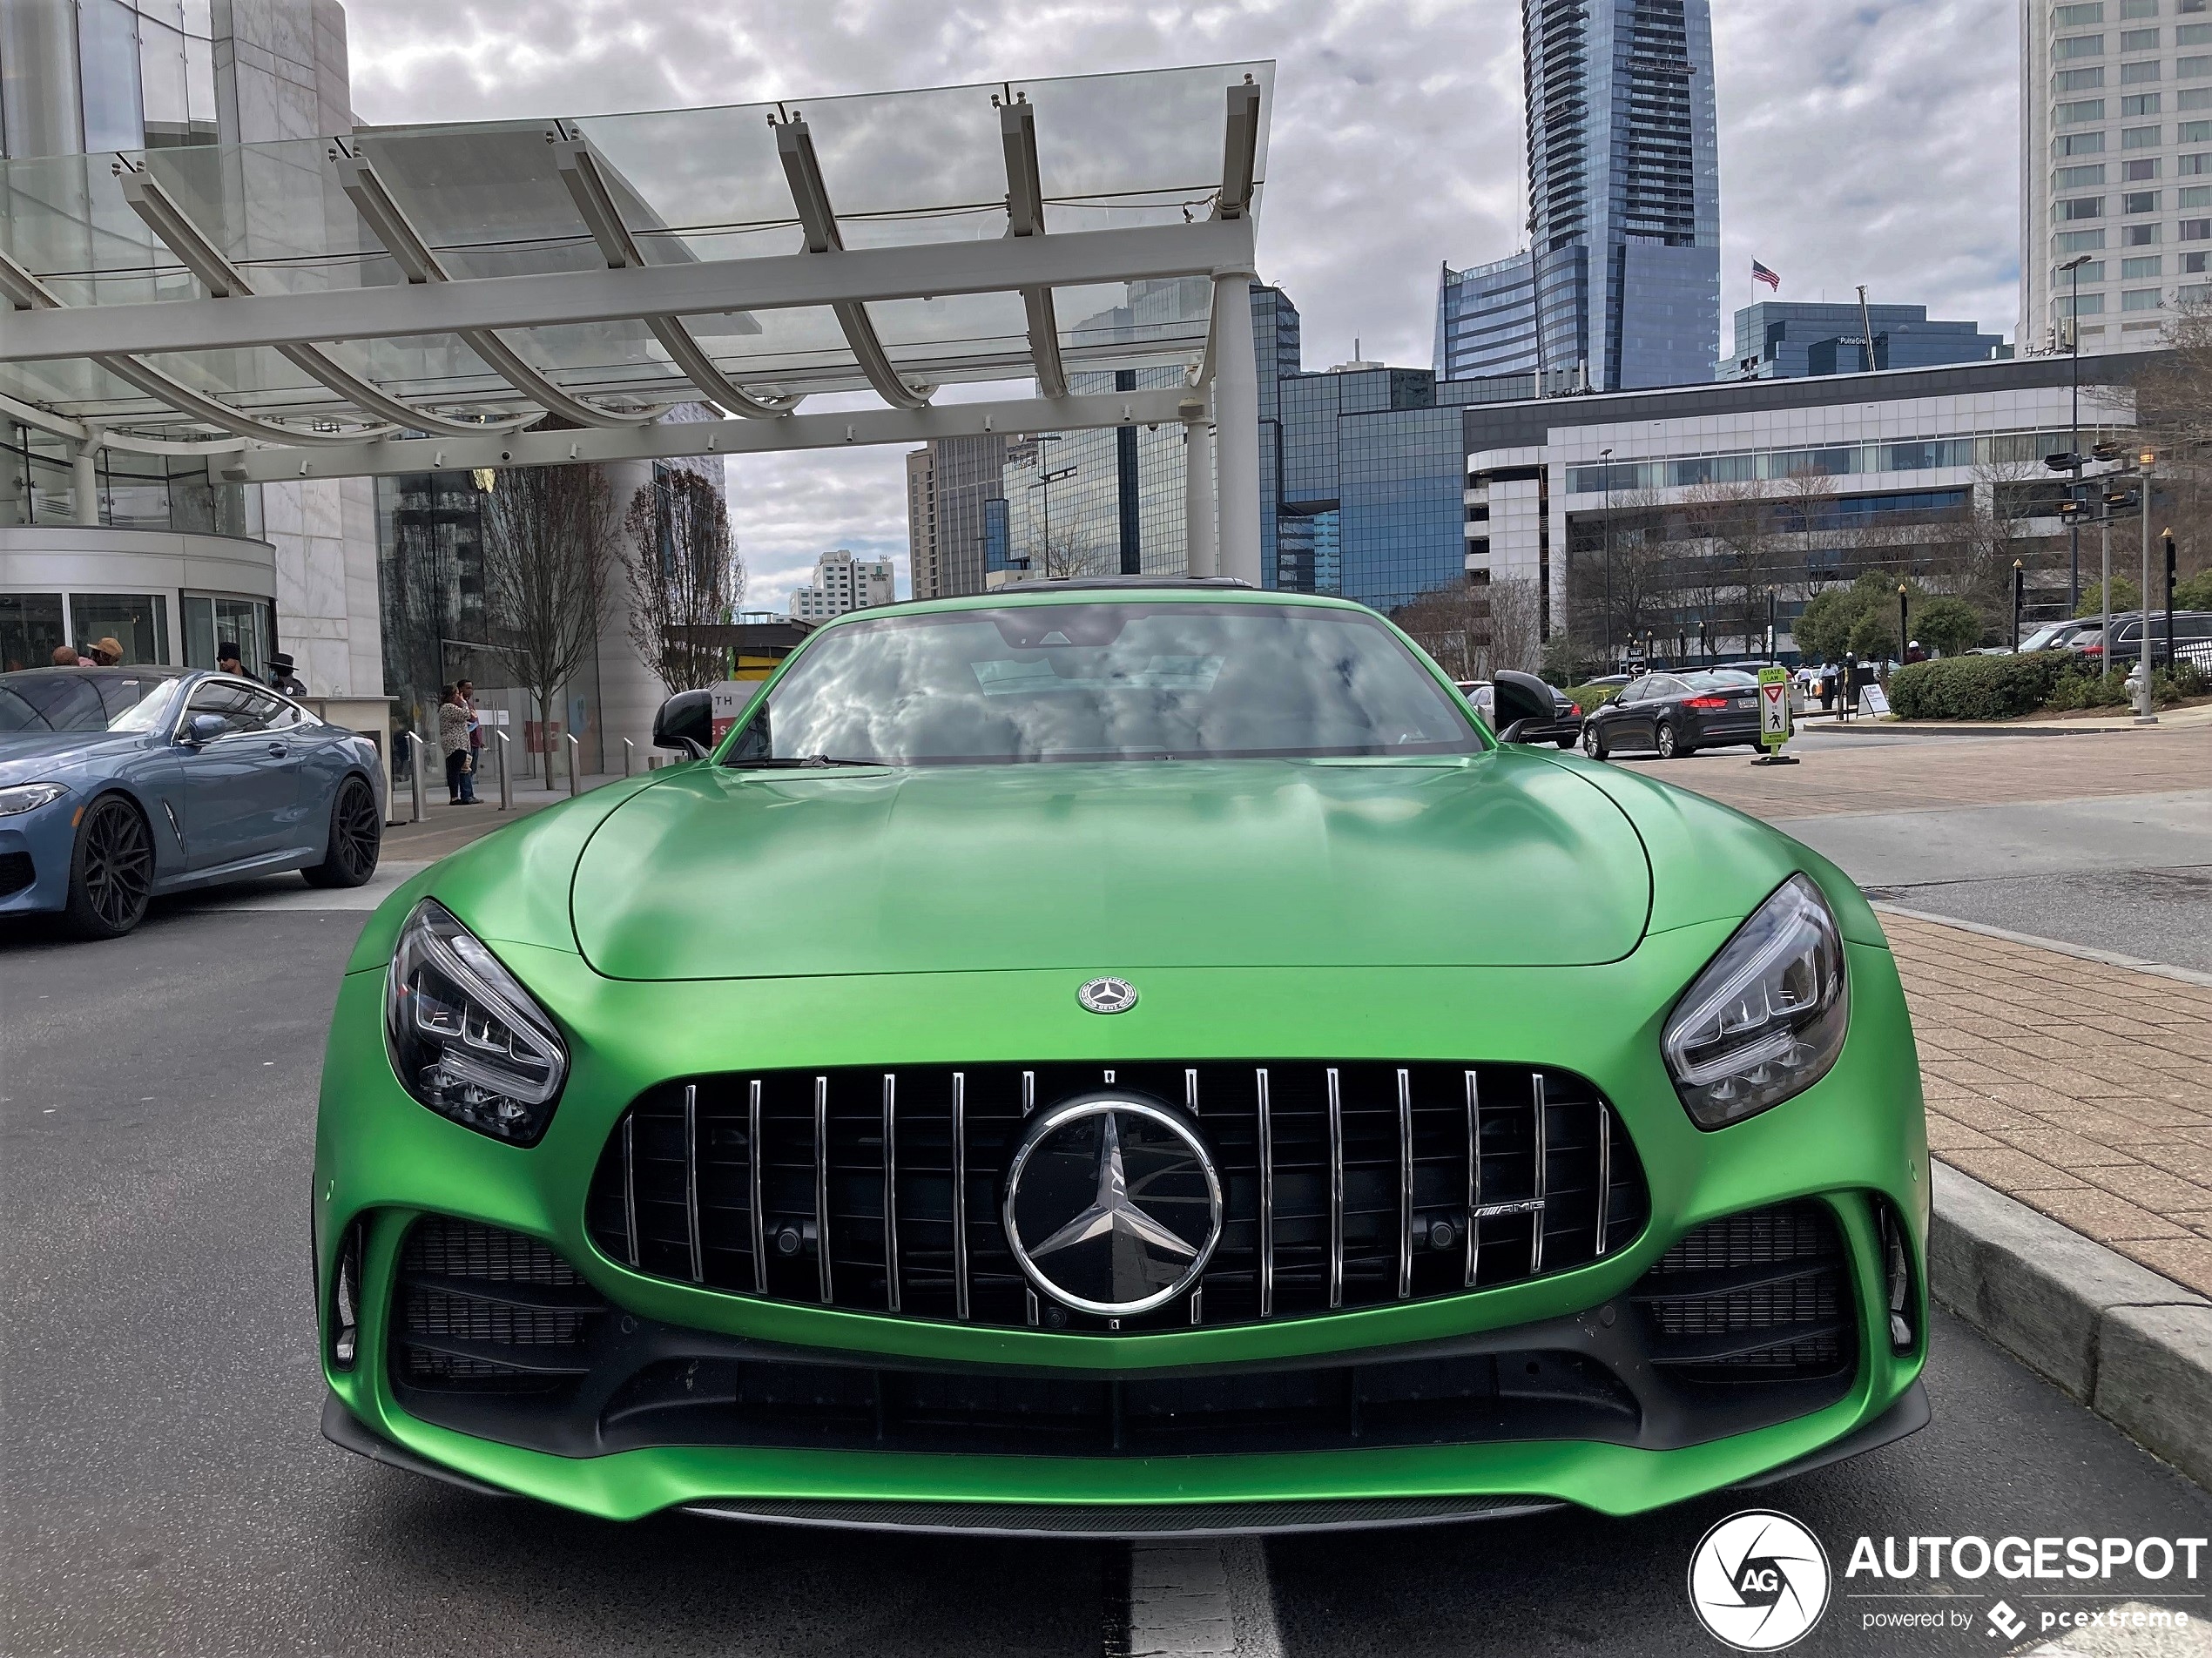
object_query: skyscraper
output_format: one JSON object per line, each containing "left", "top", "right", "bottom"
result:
{"left": 1522, "top": 0, "right": 1721, "bottom": 391}
{"left": 2022, "top": 0, "right": 2212, "bottom": 360}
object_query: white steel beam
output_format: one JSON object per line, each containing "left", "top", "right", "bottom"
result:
{"left": 0, "top": 219, "right": 1256, "bottom": 366}
{"left": 773, "top": 116, "right": 933, "bottom": 410}
{"left": 221, "top": 388, "right": 1191, "bottom": 483}
{"left": 1217, "top": 80, "right": 1264, "bottom": 220}
{"left": 333, "top": 146, "right": 671, "bottom": 429}
{"left": 116, "top": 162, "right": 521, "bottom": 438}
{"left": 553, "top": 137, "right": 801, "bottom": 421}
{"left": 0, "top": 243, "right": 388, "bottom": 448}
{"left": 998, "top": 95, "right": 1068, "bottom": 401}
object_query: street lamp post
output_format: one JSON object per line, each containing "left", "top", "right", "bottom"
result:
{"left": 2138, "top": 449, "right": 2159, "bottom": 723}
{"left": 2060, "top": 253, "right": 2093, "bottom": 610}
{"left": 2013, "top": 558, "right": 2026, "bottom": 651}
{"left": 1897, "top": 583, "right": 1909, "bottom": 672}
{"left": 2166, "top": 530, "right": 2179, "bottom": 669}
{"left": 1028, "top": 462, "right": 1077, "bottom": 576}
{"left": 1600, "top": 448, "right": 1615, "bottom": 667}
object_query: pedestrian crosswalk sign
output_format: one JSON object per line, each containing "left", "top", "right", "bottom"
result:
{"left": 1758, "top": 666, "right": 1791, "bottom": 749}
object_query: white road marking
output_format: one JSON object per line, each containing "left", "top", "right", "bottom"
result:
{"left": 184, "top": 861, "right": 426, "bottom": 913}
{"left": 1124, "top": 1540, "right": 1282, "bottom": 1658}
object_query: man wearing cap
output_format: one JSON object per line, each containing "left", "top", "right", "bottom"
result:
{"left": 91, "top": 637, "right": 125, "bottom": 667}
{"left": 216, "top": 641, "right": 244, "bottom": 676}
{"left": 266, "top": 650, "right": 307, "bottom": 697}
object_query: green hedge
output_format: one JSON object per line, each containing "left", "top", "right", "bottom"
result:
{"left": 1885, "top": 652, "right": 2069, "bottom": 719}
{"left": 1562, "top": 683, "right": 1621, "bottom": 713}
{"left": 1886, "top": 650, "right": 2208, "bottom": 718}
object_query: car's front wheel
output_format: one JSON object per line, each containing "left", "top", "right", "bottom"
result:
{"left": 1581, "top": 723, "right": 1608, "bottom": 759}
{"left": 303, "top": 774, "right": 382, "bottom": 889}
{"left": 1554, "top": 733, "right": 1577, "bottom": 749}
{"left": 61, "top": 793, "right": 155, "bottom": 940}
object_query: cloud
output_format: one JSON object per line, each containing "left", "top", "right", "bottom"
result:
{"left": 340, "top": 0, "right": 2020, "bottom": 604}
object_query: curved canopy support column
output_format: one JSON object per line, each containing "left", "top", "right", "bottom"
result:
{"left": 998, "top": 95, "right": 1068, "bottom": 401}
{"left": 116, "top": 163, "right": 526, "bottom": 439}
{"left": 772, "top": 116, "right": 934, "bottom": 412}
{"left": 0, "top": 245, "right": 393, "bottom": 448}
{"left": 333, "top": 147, "right": 672, "bottom": 430}
{"left": 553, "top": 138, "right": 800, "bottom": 420}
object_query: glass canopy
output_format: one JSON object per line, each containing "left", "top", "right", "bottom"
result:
{"left": 0, "top": 62, "right": 1271, "bottom": 448}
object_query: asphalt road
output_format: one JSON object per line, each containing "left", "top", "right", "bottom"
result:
{"left": 7, "top": 893, "right": 2212, "bottom": 1657}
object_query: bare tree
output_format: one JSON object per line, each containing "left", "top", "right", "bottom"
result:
{"left": 1486, "top": 573, "right": 1545, "bottom": 676}
{"left": 1393, "top": 579, "right": 1488, "bottom": 681}
{"left": 2120, "top": 294, "right": 2212, "bottom": 586}
{"left": 482, "top": 464, "right": 617, "bottom": 786}
{"left": 622, "top": 468, "right": 743, "bottom": 693}
{"left": 1037, "top": 529, "right": 1111, "bottom": 582}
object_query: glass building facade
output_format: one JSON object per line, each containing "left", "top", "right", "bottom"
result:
{"left": 976, "top": 283, "right": 1472, "bottom": 617}
{"left": 1434, "top": 252, "right": 1541, "bottom": 379}
{"left": 1720, "top": 301, "right": 2007, "bottom": 380}
{"left": 1522, "top": 0, "right": 1721, "bottom": 391}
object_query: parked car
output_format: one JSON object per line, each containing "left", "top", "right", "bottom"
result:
{"left": 316, "top": 581, "right": 1927, "bottom": 1533}
{"left": 0, "top": 666, "right": 385, "bottom": 938}
{"left": 2074, "top": 610, "right": 2212, "bottom": 669}
{"left": 1580, "top": 668, "right": 1765, "bottom": 759}
{"left": 1456, "top": 679, "right": 1584, "bottom": 748}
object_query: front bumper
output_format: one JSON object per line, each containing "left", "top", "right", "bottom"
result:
{"left": 314, "top": 930, "right": 1929, "bottom": 1527}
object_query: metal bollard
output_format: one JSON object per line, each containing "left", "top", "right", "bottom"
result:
{"left": 407, "top": 731, "right": 424, "bottom": 824}
{"left": 565, "top": 732, "right": 581, "bottom": 799}
{"left": 496, "top": 730, "right": 512, "bottom": 812}
{"left": 623, "top": 737, "right": 634, "bottom": 778}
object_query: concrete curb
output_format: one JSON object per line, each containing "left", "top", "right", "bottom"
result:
{"left": 1932, "top": 1162, "right": 2212, "bottom": 1488}
{"left": 1871, "top": 903, "right": 2212, "bottom": 990}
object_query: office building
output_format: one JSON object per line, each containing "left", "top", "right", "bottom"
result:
{"left": 2023, "top": 0, "right": 2212, "bottom": 357}
{"left": 790, "top": 549, "right": 895, "bottom": 621}
{"left": 1435, "top": 253, "right": 1541, "bottom": 380}
{"left": 1459, "top": 354, "right": 2145, "bottom": 664}
{"left": 906, "top": 434, "right": 1017, "bottom": 599}
{"left": 1522, "top": 0, "right": 1721, "bottom": 391}
{"left": 1, "top": 0, "right": 380, "bottom": 701}
{"left": 1719, "top": 301, "right": 2008, "bottom": 381}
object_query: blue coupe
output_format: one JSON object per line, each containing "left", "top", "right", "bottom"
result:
{"left": 0, "top": 667, "right": 386, "bottom": 939}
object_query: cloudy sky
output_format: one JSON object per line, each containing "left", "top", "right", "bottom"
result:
{"left": 341, "top": 0, "right": 2021, "bottom": 610}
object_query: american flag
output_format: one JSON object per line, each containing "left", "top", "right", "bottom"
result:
{"left": 1751, "top": 259, "right": 1782, "bottom": 292}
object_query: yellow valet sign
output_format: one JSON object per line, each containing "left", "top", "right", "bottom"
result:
{"left": 1754, "top": 665, "right": 1800, "bottom": 766}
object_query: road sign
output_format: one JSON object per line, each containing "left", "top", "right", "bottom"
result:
{"left": 1758, "top": 667, "right": 1791, "bottom": 748}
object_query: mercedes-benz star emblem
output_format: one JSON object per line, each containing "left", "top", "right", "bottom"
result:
{"left": 1076, "top": 977, "right": 1137, "bottom": 1014}
{"left": 1001, "top": 1095, "right": 1222, "bottom": 1318}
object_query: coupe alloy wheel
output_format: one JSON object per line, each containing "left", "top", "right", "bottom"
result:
{"left": 70, "top": 796, "right": 154, "bottom": 938}
{"left": 306, "top": 776, "right": 382, "bottom": 888}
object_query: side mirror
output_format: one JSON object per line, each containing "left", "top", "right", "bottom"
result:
{"left": 184, "top": 713, "right": 227, "bottom": 746}
{"left": 1491, "top": 670, "right": 1555, "bottom": 744}
{"left": 651, "top": 688, "right": 714, "bottom": 758}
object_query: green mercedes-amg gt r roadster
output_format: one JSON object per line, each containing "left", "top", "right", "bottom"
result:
{"left": 315, "top": 579, "right": 1927, "bottom": 1535}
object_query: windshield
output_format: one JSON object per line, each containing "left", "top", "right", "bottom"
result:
{"left": 0, "top": 670, "right": 185, "bottom": 735}
{"left": 726, "top": 601, "right": 1481, "bottom": 765}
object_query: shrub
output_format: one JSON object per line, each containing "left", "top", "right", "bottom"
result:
{"left": 2046, "top": 667, "right": 2130, "bottom": 711}
{"left": 1886, "top": 651, "right": 2070, "bottom": 719}
{"left": 2155, "top": 658, "right": 2209, "bottom": 703}
{"left": 1563, "top": 683, "right": 1621, "bottom": 713}
{"left": 2176, "top": 570, "right": 2212, "bottom": 610}
{"left": 2075, "top": 576, "right": 2141, "bottom": 617}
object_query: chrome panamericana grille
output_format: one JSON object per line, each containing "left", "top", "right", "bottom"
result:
{"left": 584, "top": 1063, "right": 1649, "bottom": 1334}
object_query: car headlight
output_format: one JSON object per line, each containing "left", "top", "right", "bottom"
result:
{"left": 1662, "top": 873, "right": 1848, "bottom": 1129}
{"left": 385, "top": 899, "right": 567, "bottom": 1144}
{"left": 0, "top": 781, "right": 69, "bottom": 817}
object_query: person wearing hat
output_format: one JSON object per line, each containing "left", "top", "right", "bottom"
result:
{"left": 266, "top": 650, "right": 307, "bottom": 697}
{"left": 91, "top": 637, "right": 125, "bottom": 667}
{"left": 216, "top": 641, "right": 244, "bottom": 676}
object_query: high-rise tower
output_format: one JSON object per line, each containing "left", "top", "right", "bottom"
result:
{"left": 1523, "top": 0, "right": 1721, "bottom": 390}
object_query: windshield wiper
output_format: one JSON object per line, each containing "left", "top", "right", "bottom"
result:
{"left": 737, "top": 754, "right": 887, "bottom": 769}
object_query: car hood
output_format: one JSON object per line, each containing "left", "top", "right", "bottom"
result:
{"left": 570, "top": 755, "right": 1652, "bottom": 981}
{"left": 0, "top": 730, "right": 144, "bottom": 778}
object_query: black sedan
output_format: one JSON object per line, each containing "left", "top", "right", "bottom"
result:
{"left": 1581, "top": 669, "right": 1763, "bottom": 760}
{"left": 1457, "top": 680, "right": 1584, "bottom": 748}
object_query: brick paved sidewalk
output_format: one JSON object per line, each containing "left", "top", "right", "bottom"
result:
{"left": 1889, "top": 912, "right": 2212, "bottom": 1294}
{"left": 1635, "top": 723, "right": 2210, "bottom": 820}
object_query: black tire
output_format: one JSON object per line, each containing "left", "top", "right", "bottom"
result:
{"left": 302, "top": 774, "right": 381, "bottom": 889}
{"left": 1656, "top": 720, "right": 1685, "bottom": 760}
{"left": 1581, "top": 723, "right": 1608, "bottom": 760}
{"left": 1554, "top": 734, "right": 1577, "bottom": 750}
{"left": 60, "top": 793, "right": 155, "bottom": 940}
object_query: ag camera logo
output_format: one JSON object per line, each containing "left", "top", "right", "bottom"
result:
{"left": 1689, "top": 1510, "right": 1832, "bottom": 1651}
